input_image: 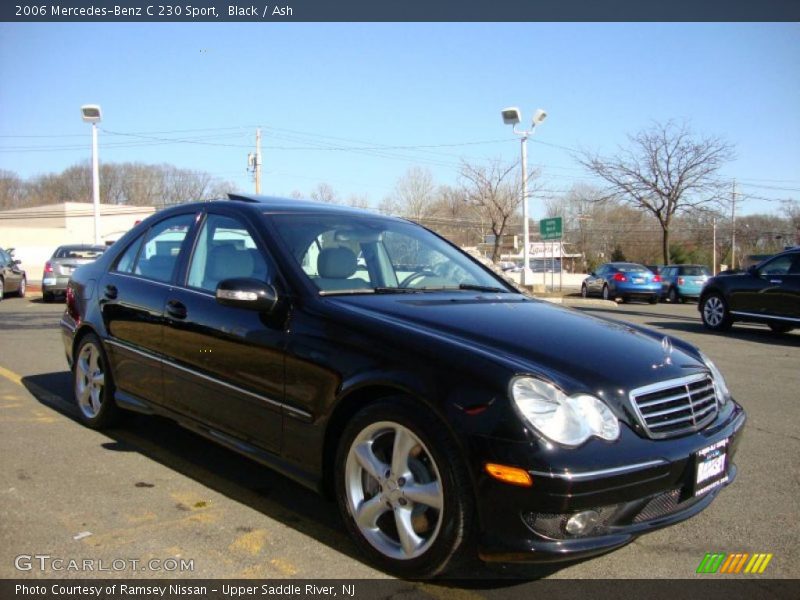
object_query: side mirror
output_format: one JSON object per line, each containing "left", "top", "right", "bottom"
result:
{"left": 216, "top": 278, "right": 278, "bottom": 313}
{"left": 590, "top": 271, "right": 596, "bottom": 277}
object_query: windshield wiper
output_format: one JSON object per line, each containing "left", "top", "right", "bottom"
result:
{"left": 318, "top": 289, "right": 376, "bottom": 296}
{"left": 457, "top": 283, "right": 509, "bottom": 293}
{"left": 373, "top": 287, "right": 426, "bottom": 294}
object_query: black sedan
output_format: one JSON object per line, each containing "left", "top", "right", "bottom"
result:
{"left": 60, "top": 195, "right": 745, "bottom": 577}
{"left": 699, "top": 247, "right": 800, "bottom": 334}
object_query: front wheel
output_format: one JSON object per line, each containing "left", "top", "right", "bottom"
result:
{"left": 335, "top": 398, "right": 473, "bottom": 577}
{"left": 700, "top": 293, "right": 733, "bottom": 331}
{"left": 73, "top": 333, "right": 121, "bottom": 429}
{"left": 601, "top": 285, "right": 609, "bottom": 301}
{"left": 581, "top": 284, "right": 588, "bottom": 298}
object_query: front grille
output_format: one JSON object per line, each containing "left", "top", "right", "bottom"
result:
{"left": 630, "top": 374, "right": 719, "bottom": 439}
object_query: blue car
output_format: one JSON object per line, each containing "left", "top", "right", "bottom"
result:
{"left": 582, "top": 262, "right": 661, "bottom": 303}
{"left": 659, "top": 264, "right": 711, "bottom": 303}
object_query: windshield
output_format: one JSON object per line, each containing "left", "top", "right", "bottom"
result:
{"left": 268, "top": 213, "right": 513, "bottom": 295}
{"left": 680, "top": 266, "right": 711, "bottom": 276}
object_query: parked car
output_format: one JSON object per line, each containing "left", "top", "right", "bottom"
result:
{"left": 61, "top": 196, "right": 745, "bottom": 577}
{"left": 42, "top": 244, "right": 106, "bottom": 302}
{"left": 659, "top": 264, "right": 711, "bottom": 303}
{"left": 699, "top": 247, "right": 800, "bottom": 334}
{"left": 0, "top": 247, "right": 26, "bottom": 300}
{"left": 581, "top": 262, "right": 661, "bottom": 303}
{"left": 645, "top": 265, "right": 663, "bottom": 276}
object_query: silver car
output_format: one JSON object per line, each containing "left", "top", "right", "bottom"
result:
{"left": 42, "top": 245, "right": 106, "bottom": 302}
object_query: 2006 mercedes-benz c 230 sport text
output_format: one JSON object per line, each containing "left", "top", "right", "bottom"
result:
{"left": 60, "top": 195, "right": 745, "bottom": 577}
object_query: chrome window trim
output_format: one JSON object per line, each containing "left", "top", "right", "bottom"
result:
{"left": 629, "top": 373, "right": 718, "bottom": 440}
{"left": 107, "top": 271, "right": 216, "bottom": 298}
{"left": 529, "top": 459, "right": 668, "bottom": 481}
{"left": 104, "top": 338, "right": 312, "bottom": 421}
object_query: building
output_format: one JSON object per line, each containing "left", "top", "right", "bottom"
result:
{"left": 0, "top": 202, "right": 156, "bottom": 283}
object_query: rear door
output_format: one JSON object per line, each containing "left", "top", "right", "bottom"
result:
{"left": 100, "top": 212, "right": 199, "bottom": 406}
{"left": 160, "top": 209, "right": 285, "bottom": 453}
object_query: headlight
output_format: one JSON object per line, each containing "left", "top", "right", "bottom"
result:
{"left": 510, "top": 377, "right": 620, "bottom": 447}
{"left": 699, "top": 352, "right": 731, "bottom": 405}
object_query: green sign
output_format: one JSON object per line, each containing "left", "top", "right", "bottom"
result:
{"left": 539, "top": 217, "right": 563, "bottom": 240}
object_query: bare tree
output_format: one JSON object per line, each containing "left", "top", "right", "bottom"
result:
{"left": 389, "top": 166, "right": 436, "bottom": 220}
{"left": 346, "top": 194, "right": 370, "bottom": 209}
{"left": 310, "top": 182, "right": 339, "bottom": 204}
{"left": 459, "top": 160, "right": 522, "bottom": 263}
{"left": 578, "top": 121, "right": 734, "bottom": 264}
{"left": 0, "top": 170, "right": 27, "bottom": 209}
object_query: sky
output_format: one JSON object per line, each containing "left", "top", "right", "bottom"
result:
{"left": 0, "top": 22, "right": 798, "bottom": 219}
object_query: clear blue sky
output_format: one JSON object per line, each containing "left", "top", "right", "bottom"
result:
{"left": 1, "top": 22, "right": 798, "bottom": 218}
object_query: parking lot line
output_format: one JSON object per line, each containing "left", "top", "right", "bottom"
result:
{"left": 0, "top": 365, "right": 23, "bottom": 387}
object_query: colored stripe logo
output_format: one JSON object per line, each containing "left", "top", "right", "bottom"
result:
{"left": 697, "top": 553, "right": 773, "bottom": 574}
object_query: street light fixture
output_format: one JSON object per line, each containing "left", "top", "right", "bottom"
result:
{"left": 501, "top": 106, "right": 547, "bottom": 286}
{"left": 81, "top": 104, "right": 102, "bottom": 245}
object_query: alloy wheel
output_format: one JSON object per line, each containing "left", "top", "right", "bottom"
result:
{"left": 344, "top": 421, "right": 444, "bottom": 561}
{"left": 75, "top": 342, "right": 106, "bottom": 419}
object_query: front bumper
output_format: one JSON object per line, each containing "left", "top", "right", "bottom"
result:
{"left": 472, "top": 401, "right": 745, "bottom": 562}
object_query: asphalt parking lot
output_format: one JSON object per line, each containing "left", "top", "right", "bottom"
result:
{"left": 0, "top": 295, "right": 797, "bottom": 587}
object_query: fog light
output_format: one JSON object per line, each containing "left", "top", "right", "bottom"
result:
{"left": 565, "top": 510, "right": 600, "bottom": 535}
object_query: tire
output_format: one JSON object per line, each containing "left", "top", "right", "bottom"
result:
{"left": 14, "top": 276, "right": 26, "bottom": 298}
{"left": 700, "top": 293, "right": 733, "bottom": 332}
{"left": 601, "top": 285, "right": 609, "bottom": 301}
{"left": 0, "top": 277, "right": 4, "bottom": 302}
{"left": 335, "top": 398, "right": 473, "bottom": 578}
{"left": 43, "top": 291, "right": 54, "bottom": 303}
{"left": 668, "top": 287, "right": 679, "bottom": 304}
{"left": 581, "top": 284, "right": 588, "bottom": 298}
{"left": 768, "top": 323, "right": 794, "bottom": 334}
{"left": 649, "top": 294, "right": 658, "bottom": 304}
{"left": 73, "top": 333, "right": 122, "bottom": 429}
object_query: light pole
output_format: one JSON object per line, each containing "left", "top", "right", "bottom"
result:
{"left": 81, "top": 104, "right": 102, "bottom": 245}
{"left": 501, "top": 106, "right": 547, "bottom": 286}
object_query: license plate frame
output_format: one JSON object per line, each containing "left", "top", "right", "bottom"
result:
{"left": 693, "top": 438, "right": 729, "bottom": 497}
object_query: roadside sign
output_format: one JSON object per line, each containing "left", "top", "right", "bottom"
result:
{"left": 540, "top": 217, "right": 563, "bottom": 240}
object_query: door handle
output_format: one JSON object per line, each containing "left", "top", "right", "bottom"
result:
{"left": 166, "top": 299, "right": 187, "bottom": 320}
{"left": 104, "top": 285, "right": 118, "bottom": 300}
{"left": 769, "top": 279, "right": 782, "bottom": 284}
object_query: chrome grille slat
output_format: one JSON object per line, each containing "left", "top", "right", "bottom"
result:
{"left": 630, "top": 374, "right": 720, "bottom": 439}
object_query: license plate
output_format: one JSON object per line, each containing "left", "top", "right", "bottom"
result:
{"left": 633, "top": 277, "right": 644, "bottom": 283}
{"left": 694, "top": 438, "right": 729, "bottom": 497}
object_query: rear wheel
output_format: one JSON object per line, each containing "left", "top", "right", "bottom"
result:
{"left": 335, "top": 398, "right": 473, "bottom": 577}
{"left": 43, "top": 291, "right": 54, "bottom": 303}
{"left": 768, "top": 323, "right": 794, "bottom": 334}
{"left": 581, "top": 284, "right": 588, "bottom": 298}
{"left": 700, "top": 293, "right": 733, "bottom": 331}
{"left": 601, "top": 285, "right": 609, "bottom": 301}
{"left": 0, "top": 277, "right": 4, "bottom": 302}
{"left": 73, "top": 333, "right": 121, "bottom": 429}
{"left": 668, "top": 287, "right": 679, "bottom": 303}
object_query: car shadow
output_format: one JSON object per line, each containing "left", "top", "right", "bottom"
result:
{"left": 21, "top": 370, "right": 568, "bottom": 584}
{"left": 641, "top": 321, "right": 800, "bottom": 347}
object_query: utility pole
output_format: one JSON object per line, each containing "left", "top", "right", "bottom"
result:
{"left": 248, "top": 127, "right": 262, "bottom": 194}
{"left": 712, "top": 217, "right": 717, "bottom": 274}
{"left": 731, "top": 180, "right": 737, "bottom": 270}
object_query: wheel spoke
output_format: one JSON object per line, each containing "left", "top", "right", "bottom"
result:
{"left": 353, "top": 441, "right": 388, "bottom": 482}
{"left": 394, "top": 507, "right": 423, "bottom": 557}
{"left": 403, "top": 481, "right": 443, "bottom": 510}
{"left": 391, "top": 426, "right": 417, "bottom": 477}
{"left": 77, "top": 356, "right": 90, "bottom": 378}
{"left": 90, "top": 387, "right": 102, "bottom": 414}
{"left": 91, "top": 372, "right": 105, "bottom": 387}
{"left": 78, "top": 382, "right": 91, "bottom": 406}
{"left": 88, "top": 348, "right": 99, "bottom": 372}
{"left": 355, "top": 495, "right": 389, "bottom": 530}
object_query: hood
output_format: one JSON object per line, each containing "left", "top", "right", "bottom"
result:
{"left": 327, "top": 293, "right": 706, "bottom": 400}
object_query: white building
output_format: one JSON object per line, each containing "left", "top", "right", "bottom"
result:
{"left": 0, "top": 202, "right": 156, "bottom": 283}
